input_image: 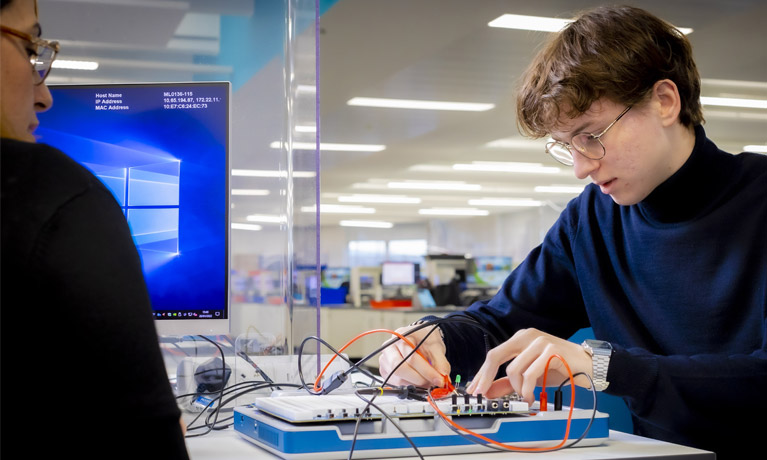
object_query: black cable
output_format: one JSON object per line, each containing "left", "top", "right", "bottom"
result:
{"left": 351, "top": 390, "right": 424, "bottom": 459}
{"left": 553, "top": 372, "right": 598, "bottom": 450}
{"left": 353, "top": 315, "right": 501, "bottom": 374}
{"left": 346, "top": 324, "right": 444, "bottom": 460}
{"left": 295, "top": 335, "right": 386, "bottom": 394}
{"left": 183, "top": 380, "right": 302, "bottom": 435}
{"left": 292, "top": 316, "right": 499, "bottom": 459}
{"left": 296, "top": 315, "right": 500, "bottom": 397}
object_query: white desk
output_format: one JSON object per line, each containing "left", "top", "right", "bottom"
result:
{"left": 185, "top": 428, "right": 715, "bottom": 459}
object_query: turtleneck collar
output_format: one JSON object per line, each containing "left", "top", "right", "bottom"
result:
{"left": 635, "top": 125, "right": 737, "bottom": 224}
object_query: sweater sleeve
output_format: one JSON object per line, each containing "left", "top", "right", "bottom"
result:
{"left": 439, "top": 202, "right": 591, "bottom": 380}
{"left": 30, "top": 181, "right": 190, "bottom": 458}
{"left": 608, "top": 342, "right": 767, "bottom": 446}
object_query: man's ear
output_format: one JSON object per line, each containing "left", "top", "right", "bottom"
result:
{"left": 652, "top": 79, "right": 682, "bottom": 127}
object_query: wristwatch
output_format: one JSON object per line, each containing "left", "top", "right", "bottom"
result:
{"left": 581, "top": 339, "right": 613, "bottom": 391}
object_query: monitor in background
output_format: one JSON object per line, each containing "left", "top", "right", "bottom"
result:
{"left": 37, "top": 82, "right": 231, "bottom": 335}
{"left": 470, "top": 256, "right": 513, "bottom": 287}
{"left": 381, "top": 261, "right": 417, "bottom": 286}
{"left": 321, "top": 267, "right": 351, "bottom": 289}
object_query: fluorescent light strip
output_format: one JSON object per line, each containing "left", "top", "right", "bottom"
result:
{"left": 270, "top": 141, "right": 385, "bottom": 152}
{"left": 246, "top": 214, "right": 286, "bottom": 224}
{"left": 231, "top": 223, "right": 262, "bottom": 231}
{"left": 347, "top": 97, "right": 495, "bottom": 112}
{"left": 52, "top": 59, "right": 99, "bottom": 70}
{"left": 467, "top": 198, "right": 543, "bottom": 207}
{"left": 338, "top": 194, "right": 422, "bottom": 204}
{"left": 700, "top": 96, "right": 767, "bottom": 109}
{"left": 453, "top": 161, "right": 560, "bottom": 174}
{"left": 535, "top": 185, "right": 586, "bottom": 194}
{"left": 231, "top": 189, "right": 270, "bottom": 196}
{"left": 301, "top": 204, "right": 376, "bottom": 214}
{"left": 488, "top": 14, "right": 572, "bottom": 32}
{"left": 744, "top": 145, "right": 767, "bottom": 153}
{"left": 484, "top": 137, "right": 547, "bottom": 149}
{"left": 388, "top": 181, "right": 482, "bottom": 191}
{"left": 418, "top": 208, "right": 489, "bottom": 216}
{"left": 488, "top": 13, "right": 692, "bottom": 34}
{"left": 232, "top": 169, "right": 316, "bottom": 178}
{"left": 339, "top": 220, "right": 393, "bottom": 229}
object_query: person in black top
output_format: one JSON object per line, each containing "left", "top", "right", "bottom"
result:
{"left": 1, "top": 1, "right": 189, "bottom": 458}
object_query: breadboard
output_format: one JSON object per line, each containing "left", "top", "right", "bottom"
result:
{"left": 253, "top": 391, "right": 529, "bottom": 422}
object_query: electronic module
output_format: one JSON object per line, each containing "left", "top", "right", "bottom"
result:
{"left": 233, "top": 390, "right": 610, "bottom": 459}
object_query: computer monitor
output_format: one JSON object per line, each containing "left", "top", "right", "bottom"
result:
{"left": 321, "top": 267, "right": 351, "bottom": 289}
{"left": 36, "top": 82, "right": 231, "bottom": 335}
{"left": 381, "top": 262, "right": 417, "bottom": 286}
{"left": 470, "top": 256, "right": 513, "bottom": 287}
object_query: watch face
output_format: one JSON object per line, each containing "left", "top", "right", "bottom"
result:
{"left": 586, "top": 340, "right": 612, "bottom": 351}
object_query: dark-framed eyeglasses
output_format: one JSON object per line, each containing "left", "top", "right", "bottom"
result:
{"left": 0, "top": 25, "right": 60, "bottom": 85}
{"left": 545, "top": 105, "right": 632, "bottom": 166}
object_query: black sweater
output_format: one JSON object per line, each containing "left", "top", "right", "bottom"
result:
{"left": 1, "top": 138, "right": 188, "bottom": 459}
{"left": 439, "top": 126, "right": 767, "bottom": 458}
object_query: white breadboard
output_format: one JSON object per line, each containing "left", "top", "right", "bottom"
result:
{"left": 253, "top": 390, "right": 529, "bottom": 422}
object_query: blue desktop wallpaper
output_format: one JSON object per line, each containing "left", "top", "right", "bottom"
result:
{"left": 36, "top": 83, "right": 229, "bottom": 316}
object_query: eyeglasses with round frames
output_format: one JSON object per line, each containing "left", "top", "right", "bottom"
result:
{"left": 545, "top": 105, "right": 632, "bottom": 166}
{"left": 0, "top": 25, "right": 60, "bottom": 85}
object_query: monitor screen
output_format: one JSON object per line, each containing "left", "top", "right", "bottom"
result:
{"left": 471, "top": 256, "right": 513, "bottom": 287}
{"left": 321, "top": 267, "right": 350, "bottom": 289}
{"left": 37, "top": 82, "right": 230, "bottom": 335}
{"left": 381, "top": 262, "right": 416, "bottom": 286}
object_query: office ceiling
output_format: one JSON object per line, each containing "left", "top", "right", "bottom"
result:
{"left": 39, "top": 0, "right": 767, "bottom": 229}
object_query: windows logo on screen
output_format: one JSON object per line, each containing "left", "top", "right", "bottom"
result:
{"left": 89, "top": 158, "right": 181, "bottom": 269}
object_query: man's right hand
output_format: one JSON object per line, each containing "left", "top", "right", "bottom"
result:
{"left": 378, "top": 323, "right": 451, "bottom": 388}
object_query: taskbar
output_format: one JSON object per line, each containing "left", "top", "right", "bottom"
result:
{"left": 153, "top": 310, "right": 226, "bottom": 320}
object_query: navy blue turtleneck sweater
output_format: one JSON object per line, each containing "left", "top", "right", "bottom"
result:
{"left": 439, "top": 125, "right": 767, "bottom": 457}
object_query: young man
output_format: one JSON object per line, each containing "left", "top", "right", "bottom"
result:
{"left": 379, "top": 6, "right": 767, "bottom": 458}
{"left": 1, "top": 1, "right": 189, "bottom": 458}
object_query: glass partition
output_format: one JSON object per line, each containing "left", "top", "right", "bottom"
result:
{"left": 39, "top": 0, "right": 321, "bottom": 407}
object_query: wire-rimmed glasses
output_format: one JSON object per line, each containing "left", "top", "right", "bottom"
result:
{"left": 1, "top": 25, "right": 60, "bottom": 85}
{"left": 545, "top": 105, "right": 632, "bottom": 166}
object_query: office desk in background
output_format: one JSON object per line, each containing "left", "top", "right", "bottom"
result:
{"left": 185, "top": 428, "right": 715, "bottom": 460}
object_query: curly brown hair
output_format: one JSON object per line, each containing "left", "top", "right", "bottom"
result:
{"left": 516, "top": 5, "right": 703, "bottom": 138}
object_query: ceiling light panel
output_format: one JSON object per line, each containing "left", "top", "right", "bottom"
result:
{"left": 231, "top": 169, "right": 316, "bottom": 178}
{"left": 270, "top": 141, "right": 386, "bottom": 152}
{"left": 339, "top": 220, "right": 393, "bottom": 229}
{"left": 453, "top": 161, "right": 560, "bottom": 174}
{"left": 700, "top": 96, "right": 767, "bottom": 109}
{"left": 231, "top": 189, "right": 270, "bottom": 196}
{"left": 534, "top": 185, "right": 586, "bottom": 194}
{"left": 337, "top": 194, "right": 422, "bottom": 204}
{"left": 388, "top": 181, "right": 482, "bottom": 191}
{"left": 467, "top": 198, "right": 544, "bottom": 207}
{"left": 488, "top": 13, "right": 692, "bottom": 34}
{"left": 347, "top": 97, "right": 495, "bottom": 112}
{"left": 302, "top": 204, "right": 376, "bottom": 214}
{"left": 418, "top": 208, "right": 489, "bottom": 216}
{"left": 231, "top": 223, "right": 262, "bottom": 231}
